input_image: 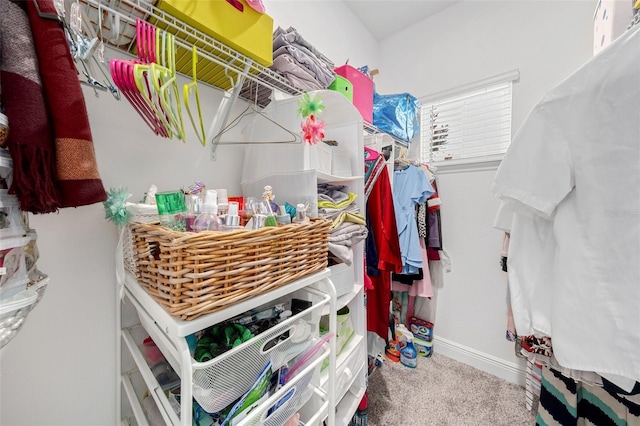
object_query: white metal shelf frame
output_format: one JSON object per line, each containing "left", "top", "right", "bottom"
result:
{"left": 81, "top": 1, "right": 408, "bottom": 161}
{"left": 80, "top": 0, "right": 305, "bottom": 154}
{"left": 118, "top": 270, "right": 337, "bottom": 425}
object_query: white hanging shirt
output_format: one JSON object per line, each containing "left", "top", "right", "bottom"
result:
{"left": 491, "top": 27, "right": 640, "bottom": 382}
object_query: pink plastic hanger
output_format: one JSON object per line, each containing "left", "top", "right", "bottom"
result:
{"left": 136, "top": 19, "right": 147, "bottom": 62}
{"left": 112, "top": 19, "right": 174, "bottom": 137}
{"left": 149, "top": 24, "right": 156, "bottom": 63}
{"left": 112, "top": 59, "right": 169, "bottom": 137}
{"left": 364, "top": 146, "right": 381, "bottom": 162}
{"left": 131, "top": 63, "right": 171, "bottom": 137}
{"left": 111, "top": 59, "right": 161, "bottom": 135}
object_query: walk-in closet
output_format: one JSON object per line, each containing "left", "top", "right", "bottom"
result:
{"left": 1, "top": 1, "right": 638, "bottom": 425}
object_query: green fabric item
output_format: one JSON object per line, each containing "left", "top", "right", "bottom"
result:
{"left": 317, "top": 192, "right": 357, "bottom": 209}
{"left": 331, "top": 211, "right": 366, "bottom": 229}
{"left": 194, "top": 324, "right": 254, "bottom": 362}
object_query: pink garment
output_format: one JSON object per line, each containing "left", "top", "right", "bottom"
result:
{"left": 391, "top": 238, "right": 433, "bottom": 298}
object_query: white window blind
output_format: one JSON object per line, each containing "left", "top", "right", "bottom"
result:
{"left": 420, "top": 81, "right": 513, "bottom": 163}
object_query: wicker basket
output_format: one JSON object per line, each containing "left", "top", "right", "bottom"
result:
{"left": 129, "top": 219, "right": 331, "bottom": 320}
{"left": 123, "top": 203, "right": 160, "bottom": 276}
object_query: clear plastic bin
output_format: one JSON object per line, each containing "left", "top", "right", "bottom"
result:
{"left": 0, "top": 288, "right": 37, "bottom": 349}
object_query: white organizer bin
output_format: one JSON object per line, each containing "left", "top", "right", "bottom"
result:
{"left": 136, "top": 286, "right": 330, "bottom": 415}
{"left": 317, "top": 142, "right": 353, "bottom": 178}
{"left": 329, "top": 263, "right": 355, "bottom": 298}
{"left": 334, "top": 336, "right": 366, "bottom": 402}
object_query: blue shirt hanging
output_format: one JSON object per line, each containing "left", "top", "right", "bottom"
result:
{"left": 393, "top": 165, "right": 434, "bottom": 274}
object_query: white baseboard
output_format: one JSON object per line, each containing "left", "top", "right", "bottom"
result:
{"left": 433, "top": 336, "right": 527, "bottom": 387}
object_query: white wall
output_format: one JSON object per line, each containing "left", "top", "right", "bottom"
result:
{"left": 0, "top": 3, "right": 377, "bottom": 425}
{"left": 375, "top": 0, "right": 595, "bottom": 384}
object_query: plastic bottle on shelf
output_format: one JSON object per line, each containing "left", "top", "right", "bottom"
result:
{"left": 400, "top": 331, "right": 418, "bottom": 369}
{"left": 276, "top": 205, "right": 291, "bottom": 225}
{"left": 292, "top": 203, "right": 309, "bottom": 223}
{"left": 395, "top": 323, "right": 411, "bottom": 351}
{"left": 223, "top": 201, "right": 244, "bottom": 231}
{"left": 193, "top": 190, "right": 221, "bottom": 232}
{"left": 155, "top": 190, "right": 187, "bottom": 232}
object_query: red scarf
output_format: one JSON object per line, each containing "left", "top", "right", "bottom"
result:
{"left": 26, "top": 0, "right": 106, "bottom": 209}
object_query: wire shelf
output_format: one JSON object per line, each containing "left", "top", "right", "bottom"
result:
{"left": 79, "top": 0, "right": 303, "bottom": 97}
{"left": 362, "top": 121, "right": 410, "bottom": 148}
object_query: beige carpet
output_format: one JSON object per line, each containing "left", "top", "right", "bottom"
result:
{"left": 367, "top": 353, "right": 537, "bottom": 426}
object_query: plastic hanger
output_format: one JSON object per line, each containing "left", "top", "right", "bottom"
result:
{"left": 364, "top": 146, "right": 381, "bottom": 162}
{"left": 183, "top": 46, "right": 206, "bottom": 146}
{"left": 111, "top": 19, "right": 171, "bottom": 137}
{"left": 134, "top": 62, "right": 174, "bottom": 138}
{"left": 111, "top": 59, "right": 166, "bottom": 136}
{"left": 118, "top": 58, "right": 168, "bottom": 136}
{"left": 152, "top": 30, "right": 185, "bottom": 141}
{"left": 132, "top": 20, "right": 175, "bottom": 137}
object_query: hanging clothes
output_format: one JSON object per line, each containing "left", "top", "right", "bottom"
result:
{"left": 26, "top": 0, "right": 107, "bottom": 209}
{"left": 365, "top": 170, "right": 402, "bottom": 341}
{"left": 492, "top": 26, "right": 640, "bottom": 383}
{"left": 391, "top": 239, "right": 433, "bottom": 298}
{"left": 392, "top": 165, "right": 434, "bottom": 274}
{"left": 536, "top": 367, "right": 640, "bottom": 426}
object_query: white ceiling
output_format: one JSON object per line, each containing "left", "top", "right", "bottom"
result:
{"left": 343, "top": 0, "right": 461, "bottom": 41}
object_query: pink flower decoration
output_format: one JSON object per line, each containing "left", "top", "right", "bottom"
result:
{"left": 301, "top": 114, "right": 325, "bottom": 145}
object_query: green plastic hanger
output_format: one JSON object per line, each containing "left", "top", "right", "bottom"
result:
{"left": 133, "top": 62, "right": 174, "bottom": 139}
{"left": 183, "top": 46, "right": 206, "bottom": 146}
{"left": 149, "top": 30, "right": 185, "bottom": 141}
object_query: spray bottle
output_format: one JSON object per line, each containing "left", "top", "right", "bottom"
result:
{"left": 400, "top": 331, "right": 418, "bottom": 369}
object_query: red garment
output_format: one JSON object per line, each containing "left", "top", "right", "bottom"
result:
{"left": 26, "top": 0, "right": 107, "bottom": 208}
{"left": 366, "top": 171, "right": 402, "bottom": 341}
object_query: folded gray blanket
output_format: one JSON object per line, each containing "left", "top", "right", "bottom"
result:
{"left": 270, "top": 53, "right": 324, "bottom": 92}
{"left": 272, "top": 44, "right": 335, "bottom": 88}
{"left": 273, "top": 26, "right": 335, "bottom": 70}
{"left": 318, "top": 183, "right": 350, "bottom": 204}
{"left": 327, "top": 223, "right": 368, "bottom": 266}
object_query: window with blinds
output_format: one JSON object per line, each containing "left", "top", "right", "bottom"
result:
{"left": 420, "top": 81, "right": 513, "bottom": 163}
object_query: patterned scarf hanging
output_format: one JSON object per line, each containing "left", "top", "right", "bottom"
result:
{"left": 0, "top": 0, "right": 106, "bottom": 213}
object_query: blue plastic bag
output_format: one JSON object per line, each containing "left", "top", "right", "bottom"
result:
{"left": 372, "top": 92, "right": 421, "bottom": 143}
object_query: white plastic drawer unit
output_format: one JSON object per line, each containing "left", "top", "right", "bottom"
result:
{"left": 328, "top": 263, "right": 355, "bottom": 298}
{"left": 130, "top": 283, "right": 331, "bottom": 418}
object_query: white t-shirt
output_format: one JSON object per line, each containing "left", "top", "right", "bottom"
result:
{"left": 493, "top": 201, "right": 555, "bottom": 337}
{"left": 492, "top": 27, "right": 640, "bottom": 382}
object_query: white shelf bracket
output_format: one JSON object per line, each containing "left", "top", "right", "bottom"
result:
{"left": 209, "top": 61, "right": 252, "bottom": 161}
